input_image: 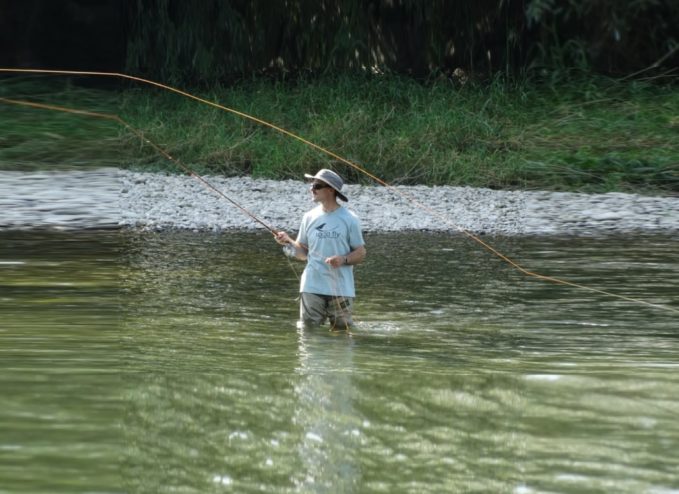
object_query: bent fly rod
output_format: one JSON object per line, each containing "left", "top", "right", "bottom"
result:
{"left": 1, "top": 67, "right": 677, "bottom": 315}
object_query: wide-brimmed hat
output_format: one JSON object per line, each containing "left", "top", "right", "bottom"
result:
{"left": 304, "top": 169, "right": 348, "bottom": 202}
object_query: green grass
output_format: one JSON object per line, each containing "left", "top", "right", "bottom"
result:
{"left": 1, "top": 74, "right": 677, "bottom": 193}
{"left": 0, "top": 78, "right": 125, "bottom": 170}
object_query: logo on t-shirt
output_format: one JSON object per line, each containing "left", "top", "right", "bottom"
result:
{"left": 315, "top": 222, "right": 341, "bottom": 239}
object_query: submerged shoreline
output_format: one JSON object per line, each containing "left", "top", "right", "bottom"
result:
{"left": 1, "top": 168, "right": 678, "bottom": 235}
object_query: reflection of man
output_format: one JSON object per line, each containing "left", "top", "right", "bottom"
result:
{"left": 276, "top": 169, "right": 366, "bottom": 329}
{"left": 293, "top": 329, "right": 360, "bottom": 490}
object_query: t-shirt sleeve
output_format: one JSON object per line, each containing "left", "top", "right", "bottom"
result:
{"left": 297, "top": 214, "right": 309, "bottom": 246}
{"left": 348, "top": 216, "right": 364, "bottom": 249}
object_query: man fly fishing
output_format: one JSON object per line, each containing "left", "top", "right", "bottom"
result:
{"left": 276, "top": 169, "right": 366, "bottom": 330}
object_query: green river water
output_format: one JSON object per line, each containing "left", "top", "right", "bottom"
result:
{"left": 0, "top": 231, "right": 677, "bottom": 493}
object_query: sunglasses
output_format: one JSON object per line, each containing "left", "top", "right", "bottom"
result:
{"left": 311, "top": 183, "right": 331, "bottom": 190}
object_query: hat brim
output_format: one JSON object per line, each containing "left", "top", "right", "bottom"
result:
{"left": 304, "top": 174, "right": 348, "bottom": 202}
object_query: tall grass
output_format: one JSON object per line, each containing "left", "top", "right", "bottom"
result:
{"left": 1, "top": 75, "right": 677, "bottom": 193}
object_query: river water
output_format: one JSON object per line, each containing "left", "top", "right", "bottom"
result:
{"left": 1, "top": 231, "right": 677, "bottom": 493}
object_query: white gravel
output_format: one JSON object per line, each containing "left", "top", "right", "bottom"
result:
{"left": 2, "top": 168, "right": 678, "bottom": 235}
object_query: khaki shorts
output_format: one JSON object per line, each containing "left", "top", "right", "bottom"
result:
{"left": 300, "top": 292, "right": 354, "bottom": 330}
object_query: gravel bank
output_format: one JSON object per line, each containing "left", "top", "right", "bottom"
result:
{"left": 2, "top": 168, "right": 678, "bottom": 235}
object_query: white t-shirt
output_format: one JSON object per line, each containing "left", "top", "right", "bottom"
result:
{"left": 297, "top": 205, "right": 364, "bottom": 297}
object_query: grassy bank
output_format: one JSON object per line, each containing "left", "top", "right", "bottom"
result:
{"left": 1, "top": 75, "right": 677, "bottom": 193}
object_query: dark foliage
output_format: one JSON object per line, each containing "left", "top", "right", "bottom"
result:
{"left": 124, "top": 0, "right": 679, "bottom": 83}
{"left": 1, "top": 0, "right": 677, "bottom": 83}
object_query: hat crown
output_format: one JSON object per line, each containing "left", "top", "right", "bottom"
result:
{"left": 316, "top": 169, "right": 343, "bottom": 189}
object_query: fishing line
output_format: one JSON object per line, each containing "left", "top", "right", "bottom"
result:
{"left": 1, "top": 67, "right": 677, "bottom": 315}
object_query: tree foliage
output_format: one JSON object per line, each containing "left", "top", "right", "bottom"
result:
{"left": 125, "top": 0, "right": 679, "bottom": 84}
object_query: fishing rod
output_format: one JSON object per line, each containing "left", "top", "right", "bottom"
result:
{"left": 1, "top": 67, "right": 677, "bottom": 315}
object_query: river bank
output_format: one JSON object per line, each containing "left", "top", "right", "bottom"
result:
{"left": 1, "top": 168, "right": 678, "bottom": 235}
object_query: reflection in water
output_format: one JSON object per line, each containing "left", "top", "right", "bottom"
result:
{"left": 293, "top": 329, "right": 360, "bottom": 492}
{"left": 1, "top": 230, "right": 678, "bottom": 493}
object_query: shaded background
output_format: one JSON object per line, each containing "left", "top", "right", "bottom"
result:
{"left": 1, "top": 0, "right": 677, "bottom": 84}
{"left": 0, "top": 1, "right": 125, "bottom": 72}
